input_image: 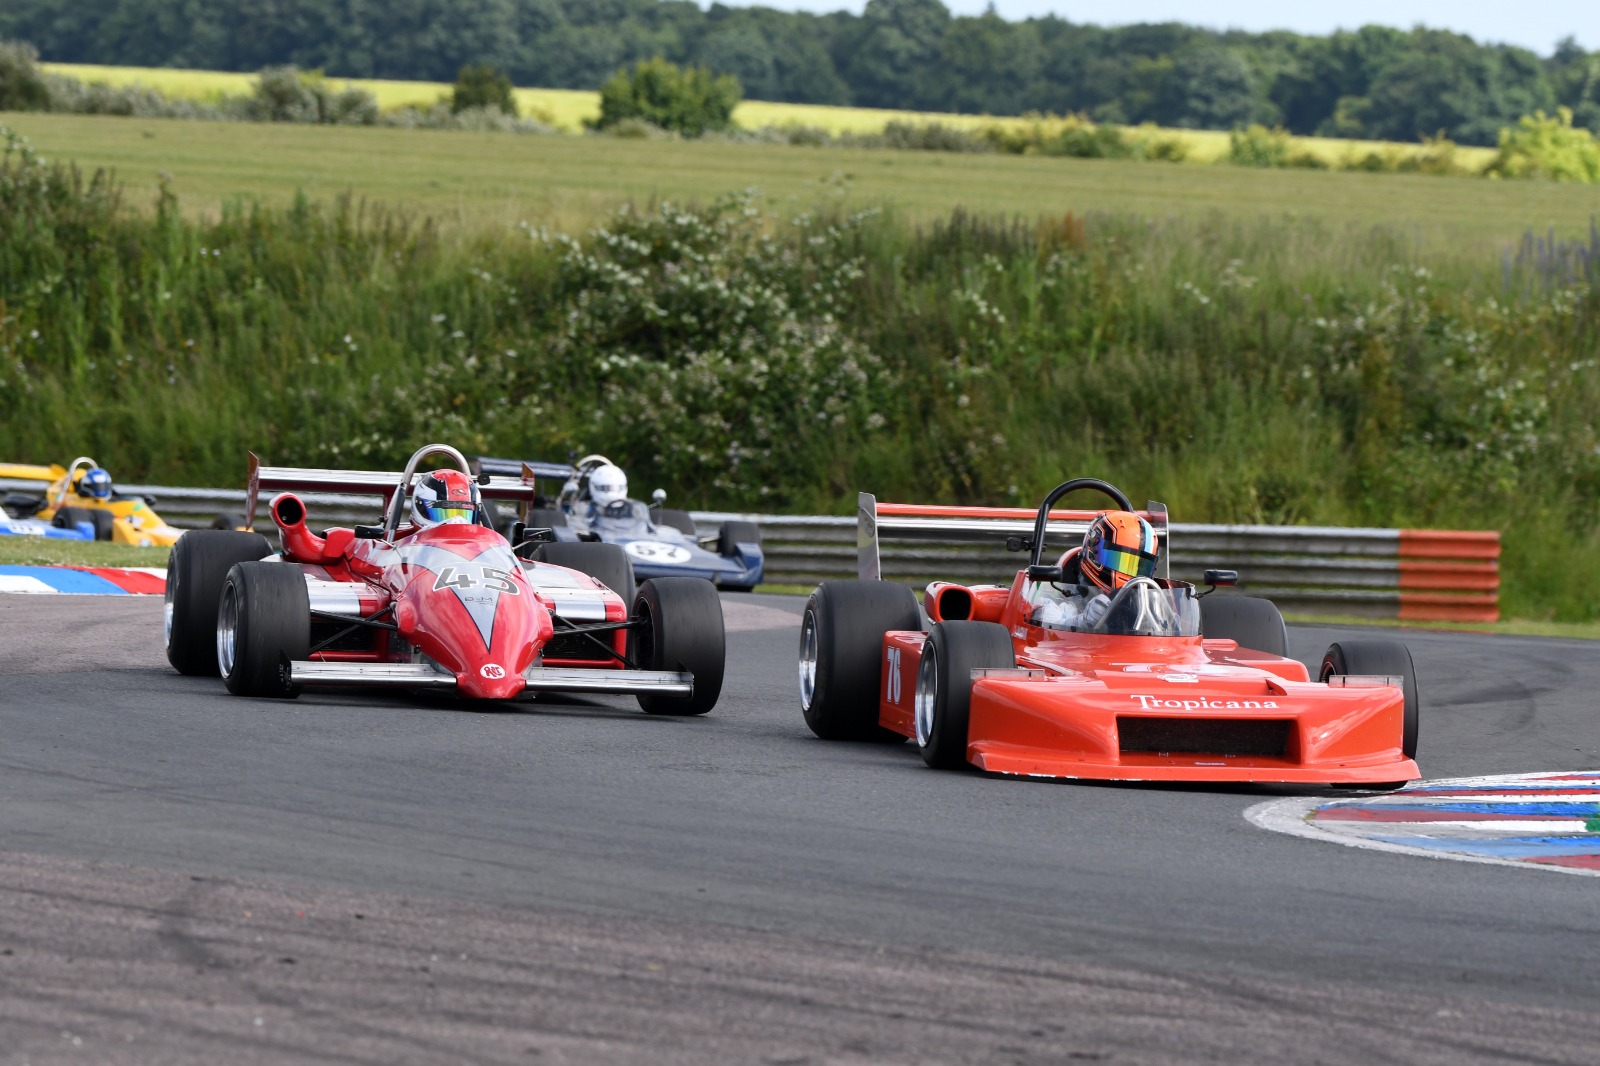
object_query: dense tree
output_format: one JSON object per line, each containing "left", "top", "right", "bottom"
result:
{"left": 1, "top": 0, "right": 1590, "bottom": 144}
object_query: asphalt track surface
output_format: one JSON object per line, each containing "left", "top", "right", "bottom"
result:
{"left": 1, "top": 593, "right": 1597, "bottom": 1064}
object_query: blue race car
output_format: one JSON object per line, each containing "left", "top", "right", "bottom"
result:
{"left": 474, "top": 455, "right": 764, "bottom": 592}
{"left": 0, "top": 493, "right": 94, "bottom": 540}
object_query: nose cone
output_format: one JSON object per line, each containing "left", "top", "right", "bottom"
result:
{"left": 456, "top": 663, "right": 527, "bottom": 700}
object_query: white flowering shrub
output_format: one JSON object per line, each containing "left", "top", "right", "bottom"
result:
{"left": 535, "top": 196, "right": 895, "bottom": 503}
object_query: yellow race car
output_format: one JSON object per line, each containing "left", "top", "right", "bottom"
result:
{"left": 0, "top": 457, "right": 239, "bottom": 547}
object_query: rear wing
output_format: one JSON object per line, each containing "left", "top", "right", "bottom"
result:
{"left": 245, "top": 451, "right": 539, "bottom": 530}
{"left": 472, "top": 456, "right": 578, "bottom": 482}
{"left": 857, "top": 492, "right": 1170, "bottom": 582}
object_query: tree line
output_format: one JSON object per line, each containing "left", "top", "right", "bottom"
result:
{"left": 2, "top": 0, "right": 1597, "bottom": 147}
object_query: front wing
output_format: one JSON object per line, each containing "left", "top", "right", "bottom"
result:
{"left": 881, "top": 632, "right": 1418, "bottom": 785}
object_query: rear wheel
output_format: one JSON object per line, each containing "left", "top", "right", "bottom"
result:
{"left": 533, "top": 540, "right": 635, "bottom": 603}
{"left": 799, "top": 580, "right": 921, "bottom": 742}
{"left": 915, "top": 621, "right": 1015, "bottom": 769}
{"left": 656, "top": 508, "right": 697, "bottom": 537}
{"left": 165, "top": 529, "right": 273, "bottom": 676}
{"left": 1321, "top": 638, "right": 1420, "bottom": 763}
{"left": 218, "top": 562, "right": 310, "bottom": 699}
{"left": 1200, "top": 595, "right": 1288, "bottom": 656}
{"left": 629, "top": 577, "right": 725, "bottom": 715}
{"left": 528, "top": 508, "right": 567, "bottom": 529}
{"left": 210, "top": 513, "right": 247, "bottom": 531}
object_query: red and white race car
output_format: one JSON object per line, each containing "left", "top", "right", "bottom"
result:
{"left": 163, "top": 444, "right": 723, "bottom": 712}
{"left": 798, "top": 478, "right": 1420, "bottom": 787}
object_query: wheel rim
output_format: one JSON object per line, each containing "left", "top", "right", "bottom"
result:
{"left": 913, "top": 641, "right": 939, "bottom": 748}
{"left": 216, "top": 581, "right": 239, "bottom": 678}
{"left": 163, "top": 568, "right": 177, "bottom": 647}
{"left": 798, "top": 610, "right": 818, "bottom": 710}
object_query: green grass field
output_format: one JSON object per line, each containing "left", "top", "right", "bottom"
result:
{"left": 2, "top": 110, "right": 1594, "bottom": 241}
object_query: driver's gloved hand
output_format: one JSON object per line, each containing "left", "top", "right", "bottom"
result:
{"left": 1081, "top": 593, "right": 1112, "bottom": 628}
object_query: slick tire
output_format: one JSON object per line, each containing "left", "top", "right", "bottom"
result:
{"left": 716, "top": 520, "right": 762, "bottom": 558}
{"left": 656, "top": 508, "right": 697, "bottom": 537}
{"left": 1321, "top": 638, "right": 1420, "bottom": 762}
{"left": 533, "top": 540, "right": 635, "bottom": 603}
{"left": 799, "top": 580, "right": 921, "bottom": 743}
{"left": 916, "top": 621, "right": 1015, "bottom": 770}
{"left": 165, "top": 529, "right": 273, "bottom": 676}
{"left": 210, "top": 513, "right": 247, "bottom": 531}
{"left": 629, "top": 577, "right": 725, "bottom": 715}
{"left": 54, "top": 506, "right": 113, "bottom": 541}
{"left": 218, "top": 562, "right": 310, "bottom": 699}
{"left": 1200, "top": 595, "right": 1289, "bottom": 657}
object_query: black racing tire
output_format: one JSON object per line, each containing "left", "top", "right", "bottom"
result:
{"left": 533, "top": 540, "right": 635, "bottom": 603}
{"left": 717, "top": 520, "right": 762, "bottom": 558}
{"left": 1321, "top": 638, "right": 1420, "bottom": 763}
{"left": 528, "top": 507, "right": 567, "bottom": 529}
{"left": 1200, "top": 595, "right": 1288, "bottom": 656}
{"left": 628, "top": 577, "right": 726, "bottom": 715}
{"left": 218, "top": 562, "right": 310, "bottom": 699}
{"left": 210, "top": 513, "right": 247, "bottom": 531}
{"left": 916, "top": 621, "right": 1015, "bottom": 770}
{"left": 165, "top": 529, "right": 273, "bottom": 676}
{"left": 656, "top": 508, "right": 697, "bottom": 537}
{"left": 54, "top": 506, "right": 114, "bottom": 541}
{"left": 799, "top": 580, "right": 921, "bottom": 742}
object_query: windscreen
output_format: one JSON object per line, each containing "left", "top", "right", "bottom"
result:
{"left": 1146, "top": 501, "right": 1170, "bottom": 584}
{"left": 1091, "top": 578, "right": 1202, "bottom": 638}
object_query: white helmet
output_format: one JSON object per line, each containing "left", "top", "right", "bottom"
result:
{"left": 589, "top": 464, "right": 628, "bottom": 508}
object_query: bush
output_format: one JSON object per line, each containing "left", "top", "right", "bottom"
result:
{"left": 1227, "top": 124, "right": 1291, "bottom": 167}
{"left": 383, "top": 103, "right": 552, "bottom": 134}
{"left": 451, "top": 64, "right": 516, "bottom": 116}
{"left": 1485, "top": 107, "right": 1600, "bottom": 183}
{"left": 0, "top": 39, "right": 50, "bottom": 112}
{"left": 593, "top": 58, "right": 740, "bottom": 138}
{"left": 238, "top": 67, "right": 378, "bottom": 126}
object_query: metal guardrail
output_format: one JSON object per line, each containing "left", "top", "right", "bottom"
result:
{"left": 1, "top": 480, "right": 1499, "bottom": 621}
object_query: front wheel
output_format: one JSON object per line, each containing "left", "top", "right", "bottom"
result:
{"left": 218, "top": 562, "right": 310, "bottom": 698}
{"left": 629, "top": 577, "right": 725, "bottom": 715}
{"left": 1321, "top": 638, "right": 1419, "bottom": 761}
{"left": 915, "top": 621, "right": 1014, "bottom": 770}
{"left": 717, "top": 520, "right": 762, "bottom": 558}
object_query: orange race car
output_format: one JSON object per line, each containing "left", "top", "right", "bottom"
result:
{"left": 797, "top": 478, "right": 1420, "bottom": 788}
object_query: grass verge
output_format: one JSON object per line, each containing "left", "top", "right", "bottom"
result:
{"left": 0, "top": 538, "right": 170, "bottom": 569}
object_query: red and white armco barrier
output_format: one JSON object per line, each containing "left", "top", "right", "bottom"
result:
{"left": 0, "top": 476, "right": 1502, "bottom": 621}
{"left": 1397, "top": 530, "right": 1500, "bottom": 623}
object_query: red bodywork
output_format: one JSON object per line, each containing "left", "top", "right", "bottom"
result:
{"left": 253, "top": 456, "right": 630, "bottom": 700}
{"left": 883, "top": 573, "right": 1419, "bottom": 785}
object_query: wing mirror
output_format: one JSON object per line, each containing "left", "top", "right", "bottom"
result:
{"left": 1200, "top": 569, "right": 1239, "bottom": 597}
{"left": 1006, "top": 535, "right": 1034, "bottom": 553}
{"left": 353, "top": 524, "right": 386, "bottom": 540}
{"left": 1027, "top": 564, "right": 1064, "bottom": 583}
{"left": 651, "top": 488, "right": 667, "bottom": 506}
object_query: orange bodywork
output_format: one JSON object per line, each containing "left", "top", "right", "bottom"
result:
{"left": 879, "top": 572, "right": 1419, "bottom": 785}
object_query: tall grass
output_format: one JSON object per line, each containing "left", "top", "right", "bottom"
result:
{"left": 3, "top": 128, "right": 1596, "bottom": 618}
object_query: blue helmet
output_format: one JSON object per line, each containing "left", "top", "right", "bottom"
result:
{"left": 78, "top": 467, "right": 113, "bottom": 499}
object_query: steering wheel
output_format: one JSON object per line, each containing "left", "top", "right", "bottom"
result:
{"left": 1027, "top": 477, "right": 1135, "bottom": 569}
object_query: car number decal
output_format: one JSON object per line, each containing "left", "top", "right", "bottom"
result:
{"left": 624, "top": 540, "right": 693, "bottom": 564}
{"left": 432, "top": 565, "right": 521, "bottom": 595}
